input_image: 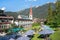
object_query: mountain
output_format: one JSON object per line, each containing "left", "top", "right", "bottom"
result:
{"left": 5, "top": 12, "right": 18, "bottom": 19}
{"left": 17, "top": 3, "right": 55, "bottom": 19}
{"left": 5, "top": 3, "right": 55, "bottom": 19}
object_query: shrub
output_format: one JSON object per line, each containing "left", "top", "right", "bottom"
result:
{"left": 50, "top": 30, "right": 60, "bottom": 40}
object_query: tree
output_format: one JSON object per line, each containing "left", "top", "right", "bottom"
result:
{"left": 55, "top": 0, "right": 60, "bottom": 26}
{"left": 46, "top": 3, "right": 53, "bottom": 25}
{"left": 46, "top": 1, "right": 60, "bottom": 28}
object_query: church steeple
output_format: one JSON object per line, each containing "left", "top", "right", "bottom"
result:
{"left": 29, "top": 7, "right": 33, "bottom": 20}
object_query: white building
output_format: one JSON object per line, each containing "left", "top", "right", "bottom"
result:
{"left": 17, "top": 7, "right": 33, "bottom": 28}
{"left": 0, "top": 9, "right": 14, "bottom": 32}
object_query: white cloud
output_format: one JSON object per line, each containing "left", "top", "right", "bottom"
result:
{"left": 53, "top": 0, "right": 56, "bottom": 3}
{"left": 46, "top": 2, "right": 50, "bottom": 4}
{"left": 35, "top": 5, "right": 39, "bottom": 8}
{"left": 1, "top": 7, "right": 6, "bottom": 10}
{"left": 53, "top": 1, "right": 56, "bottom": 3}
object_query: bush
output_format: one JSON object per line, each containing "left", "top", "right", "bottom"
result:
{"left": 50, "top": 30, "right": 60, "bottom": 40}
{"left": 31, "top": 34, "right": 42, "bottom": 40}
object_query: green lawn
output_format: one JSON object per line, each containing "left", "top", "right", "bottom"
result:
{"left": 50, "top": 29, "right": 60, "bottom": 40}
{"left": 31, "top": 34, "right": 43, "bottom": 40}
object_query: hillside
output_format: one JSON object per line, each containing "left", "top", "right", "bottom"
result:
{"left": 5, "top": 3, "right": 55, "bottom": 19}
{"left": 5, "top": 12, "right": 18, "bottom": 19}
{"left": 17, "top": 3, "right": 55, "bottom": 19}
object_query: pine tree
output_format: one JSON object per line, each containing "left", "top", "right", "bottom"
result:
{"left": 46, "top": 0, "right": 60, "bottom": 27}
{"left": 55, "top": 0, "right": 60, "bottom": 26}
{"left": 50, "top": 0, "right": 60, "bottom": 27}
{"left": 47, "top": 3, "right": 53, "bottom": 25}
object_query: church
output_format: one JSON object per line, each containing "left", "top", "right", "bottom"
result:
{"left": 15, "top": 7, "right": 33, "bottom": 28}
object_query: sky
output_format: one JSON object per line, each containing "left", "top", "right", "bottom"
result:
{"left": 0, "top": 0, "right": 56, "bottom": 12}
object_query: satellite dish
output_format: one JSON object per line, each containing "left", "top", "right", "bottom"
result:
{"left": 1, "top": 7, "right": 6, "bottom": 10}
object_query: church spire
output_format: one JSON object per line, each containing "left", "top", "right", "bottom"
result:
{"left": 29, "top": 7, "right": 33, "bottom": 20}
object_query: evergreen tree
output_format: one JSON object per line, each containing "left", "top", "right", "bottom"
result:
{"left": 56, "top": 0, "right": 60, "bottom": 26}
{"left": 46, "top": 3, "right": 53, "bottom": 25}
{"left": 46, "top": 0, "right": 60, "bottom": 27}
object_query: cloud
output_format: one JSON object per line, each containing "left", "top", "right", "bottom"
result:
{"left": 46, "top": 2, "right": 50, "bottom": 3}
{"left": 53, "top": 0, "right": 56, "bottom": 3}
{"left": 1, "top": 7, "right": 6, "bottom": 10}
{"left": 35, "top": 5, "right": 39, "bottom": 8}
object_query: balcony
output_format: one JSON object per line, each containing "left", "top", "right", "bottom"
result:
{"left": 0, "top": 24, "right": 11, "bottom": 30}
{"left": 0, "top": 22, "right": 11, "bottom": 24}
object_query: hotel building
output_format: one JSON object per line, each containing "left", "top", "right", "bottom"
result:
{"left": 0, "top": 9, "right": 14, "bottom": 32}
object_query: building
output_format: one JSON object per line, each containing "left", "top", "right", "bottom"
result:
{"left": 17, "top": 7, "right": 33, "bottom": 28}
{"left": 0, "top": 9, "right": 14, "bottom": 32}
{"left": 29, "top": 7, "right": 33, "bottom": 20}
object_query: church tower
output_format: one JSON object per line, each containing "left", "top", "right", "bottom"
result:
{"left": 29, "top": 7, "right": 33, "bottom": 20}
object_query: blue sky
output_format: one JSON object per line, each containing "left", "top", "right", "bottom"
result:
{"left": 0, "top": 0, "right": 56, "bottom": 12}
